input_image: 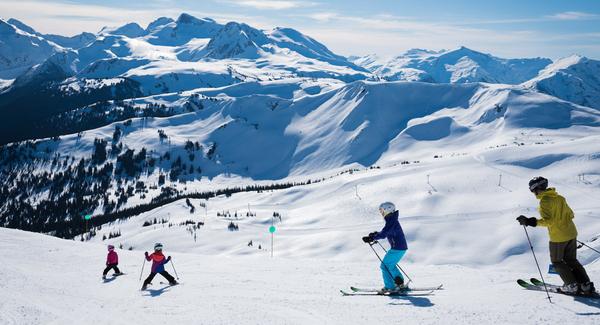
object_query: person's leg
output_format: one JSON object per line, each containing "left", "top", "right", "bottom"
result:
{"left": 563, "top": 239, "right": 590, "bottom": 284}
{"left": 550, "top": 241, "right": 577, "bottom": 285}
{"left": 113, "top": 265, "right": 122, "bottom": 274}
{"left": 143, "top": 272, "right": 157, "bottom": 288}
{"left": 380, "top": 250, "right": 406, "bottom": 289}
{"left": 102, "top": 265, "right": 112, "bottom": 276}
{"left": 160, "top": 271, "right": 176, "bottom": 284}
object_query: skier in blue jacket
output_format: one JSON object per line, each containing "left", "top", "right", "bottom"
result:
{"left": 363, "top": 202, "right": 408, "bottom": 292}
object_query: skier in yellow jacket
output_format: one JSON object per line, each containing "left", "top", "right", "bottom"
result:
{"left": 517, "top": 176, "right": 595, "bottom": 295}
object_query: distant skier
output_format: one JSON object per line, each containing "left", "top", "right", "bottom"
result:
{"left": 102, "top": 244, "right": 123, "bottom": 280}
{"left": 362, "top": 202, "right": 408, "bottom": 292}
{"left": 517, "top": 176, "right": 595, "bottom": 295}
{"left": 141, "top": 243, "right": 178, "bottom": 290}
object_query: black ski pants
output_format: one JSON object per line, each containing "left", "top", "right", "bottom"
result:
{"left": 143, "top": 271, "right": 176, "bottom": 286}
{"left": 103, "top": 263, "right": 121, "bottom": 276}
{"left": 550, "top": 238, "right": 590, "bottom": 285}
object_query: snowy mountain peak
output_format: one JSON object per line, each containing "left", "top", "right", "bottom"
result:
{"left": 176, "top": 13, "right": 216, "bottom": 25}
{"left": 146, "top": 17, "right": 175, "bottom": 32}
{"left": 6, "top": 18, "right": 37, "bottom": 35}
{"left": 145, "top": 13, "right": 222, "bottom": 46}
{"left": 268, "top": 27, "right": 352, "bottom": 67}
{"left": 525, "top": 54, "right": 600, "bottom": 109}
{"left": 402, "top": 48, "right": 444, "bottom": 58}
{"left": 203, "top": 22, "right": 269, "bottom": 59}
{"left": 351, "top": 46, "right": 552, "bottom": 84}
{"left": 100, "top": 22, "right": 146, "bottom": 38}
{"left": 0, "top": 18, "right": 17, "bottom": 34}
{"left": 0, "top": 19, "right": 61, "bottom": 78}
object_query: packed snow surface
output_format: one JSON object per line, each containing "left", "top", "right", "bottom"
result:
{"left": 3, "top": 125, "right": 600, "bottom": 323}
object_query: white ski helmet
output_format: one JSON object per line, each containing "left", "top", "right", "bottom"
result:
{"left": 378, "top": 202, "right": 396, "bottom": 217}
{"left": 154, "top": 243, "right": 163, "bottom": 251}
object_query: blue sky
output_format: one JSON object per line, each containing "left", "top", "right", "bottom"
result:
{"left": 1, "top": 0, "right": 599, "bottom": 59}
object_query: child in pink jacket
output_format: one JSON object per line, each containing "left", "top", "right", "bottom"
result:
{"left": 102, "top": 245, "right": 123, "bottom": 279}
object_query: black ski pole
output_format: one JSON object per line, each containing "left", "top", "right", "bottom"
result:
{"left": 368, "top": 241, "right": 402, "bottom": 288}
{"left": 139, "top": 258, "right": 146, "bottom": 282}
{"left": 522, "top": 225, "right": 552, "bottom": 303}
{"left": 171, "top": 258, "right": 179, "bottom": 280}
{"left": 577, "top": 240, "right": 600, "bottom": 256}
{"left": 376, "top": 241, "right": 413, "bottom": 285}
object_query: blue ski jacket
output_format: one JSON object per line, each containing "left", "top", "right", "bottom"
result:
{"left": 372, "top": 211, "right": 408, "bottom": 250}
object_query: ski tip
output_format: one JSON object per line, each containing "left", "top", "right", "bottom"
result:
{"left": 517, "top": 279, "right": 531, "bottom": 288}
{"left": 350, "top": 286, "right": 359, "bottom": 292}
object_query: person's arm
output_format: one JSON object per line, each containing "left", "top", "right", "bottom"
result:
{"left": 145, "top": 252, "right": 152, "bottom": 261}
{"left": 536, "top": 197, "right": 553, "bottom": 228}
{"left": 372, "top": 218, "right": 392, "bottom": 240}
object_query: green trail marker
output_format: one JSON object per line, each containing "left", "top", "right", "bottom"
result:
{"left": 84, "top": 214, "right": 92, "bottom": 233}
{"left": 269, "top": 225, "right": 276, "bottom": 258}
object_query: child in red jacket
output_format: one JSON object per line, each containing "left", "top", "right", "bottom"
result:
{"left": 141, "top": 243, "right": 178, "bottom": 290}
{"left": 102, "top": 245, "right": 123, "bottom": 280}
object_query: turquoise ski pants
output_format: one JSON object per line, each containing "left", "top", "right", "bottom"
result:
{"left": 380, "top": 249, "right": 406, "bottom": 289}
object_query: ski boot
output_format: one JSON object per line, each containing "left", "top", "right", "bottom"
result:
{"left": 581, "top": 282, "right": 596, "bottom": 295}
{"left": 559, "top": 283, "right": 580, "bottom": 294}
{"left": 394, "top": 276, "right": 408, "bottom": 290}
{"left": 378, "top": 287, "right": 395, "bottom": 294}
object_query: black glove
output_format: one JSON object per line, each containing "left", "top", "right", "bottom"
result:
{"left": 362, "top": 236, "right": 373, "bottom": 243}
{"left": 144, "top": 251, "right": 149, "bottom": 257}
{"left": 167, "top": 256, "right": 172, "bottom": 262}
{"left": 369, "top": 232, "right": 378, "bottom": 238}
{"left": 516, "top": 215, "right": 537, "bottom": 227}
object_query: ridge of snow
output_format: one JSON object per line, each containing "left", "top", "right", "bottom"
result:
{"left": 523, "top": 55, "right": 600, "bottom": 109}
{"left": 351, "top": 46, "right": 552, "bottom": 84}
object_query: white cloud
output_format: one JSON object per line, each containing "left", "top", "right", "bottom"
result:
{"left": 222, "top": 0, "right": 318, "bottom": 10}
{"left": 306, "top": 12, "right": 339, "bottom": 22}
{"left": 548, "top": 11, "right": 599, "bottom": 21}
{"left": 296, "top": 13, "right": 566, "bottom": 58}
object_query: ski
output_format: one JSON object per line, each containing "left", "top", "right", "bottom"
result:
{"left": 530, "top": 278, "right": 600, "bottom": 298}
{"left": 102, "top": 273, "right": 125, "bottom": 282}
{"left": 340, "top": 289, "right": 434, "bottom": 297}
{"left": 529, "top": 278, "right": 560, "bottom": 290}
{"left": 517, "top": 279, "right": 600, "bottom": 299}
{"left": 350, "top": 284, "right": 443, "bottom": 293}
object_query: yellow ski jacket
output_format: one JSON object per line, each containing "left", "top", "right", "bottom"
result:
{"left": 536, "top": 188, "right": 577, "bottom": 243}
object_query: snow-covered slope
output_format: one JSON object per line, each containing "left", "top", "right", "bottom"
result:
{"left": 39, "top": 79, "right": 600, "bottom": 178}
{"left": 0, "top": 19, "right": 61, "bottom": 79}
{"left": 2, "top": 136, "right": 600, "bottom": 324}
{"left": 523, "top": 55, "right": 600, "bottom": 110}
{"left": 351, "top": 47, "right": 552, "bottom": 84}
